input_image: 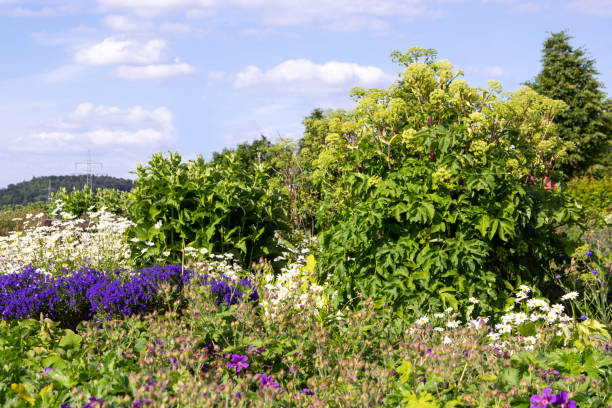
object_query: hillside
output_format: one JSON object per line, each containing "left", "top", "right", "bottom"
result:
{"left": 0, "top": 175, "right": 133, "bottom": 206}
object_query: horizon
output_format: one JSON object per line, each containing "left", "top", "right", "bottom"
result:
{"left": 1, "top": 0, "right": 611, "bottom": 189}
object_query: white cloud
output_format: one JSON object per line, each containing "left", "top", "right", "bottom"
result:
{"left": 103, "top": 14, "right": 202, "bottom": 36}
{"left": 96, "top": 0, "right": 464, "bottom": 32}
{"left": 74, "top": 37, "right": 167, "bottom": 66}
{"left": 0, "top": 0, "right": 79, "bottom": 17}
{"left": 12, "top": 103, "right": 174, "bottom": 153}
{"left": 112, "top": 59, "right": 196, "bottom": 80}
{"left": 207, "top": 70, "right": 225, "bottom": 80}
{"left": 482, "top": 65, "right": 506, "bottom": 78}
{"left": 40, "top": 65, "right": 87, "bottom": 84}
{"left": 10, "top": 6, "right": 57, "bottom": 16}
{"left": 98, "top": 0, "right": 218, "bottom": 18}
{"left": 481, "top": 0, "right": 543, "bottom": 13}
{"left": 567, "top": 0, "right": 612, "bottom": 16}
{"left": 234, "top": 59, "right": 392, "bottom": 90}
{"left": 102, "top": 14, "right": 152, "bottom": 31}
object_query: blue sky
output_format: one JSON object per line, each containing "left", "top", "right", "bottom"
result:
{"left": 1, "top": 0, "right": 611, "bottom": 188}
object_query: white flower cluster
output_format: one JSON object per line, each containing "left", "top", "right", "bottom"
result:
{"left": 487, "top": 286, "right": 577, "bottom": 351}
{"left": 0, "top": 206, "right": 134, "bottom": 275}
{"left": 260, "top": 259, "right": 329, "bottom": 320}
{"left": 412, "top": 285, "right": 581, "bottom": 352}
{"left": 273, "top": 235, "right": 318, "bottom": 265}
{"left": 184, "top": 247, "right": 249, "bottom": 282}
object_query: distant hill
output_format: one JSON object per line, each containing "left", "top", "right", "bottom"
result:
{"left": 0, "top": 175, "right": 133, "bottom": 206}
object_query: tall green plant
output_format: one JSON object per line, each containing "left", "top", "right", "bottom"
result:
{"left": 528, "top": 31, "right": 612, "bottom": 178}
{"left": 127, "top": 152, "right": 288, "bottom": 268}
{"left": 50, "top": 186, "right": 130, "bottom": 217}
{"left": 314, "top": 48, "right": 582, "bottom": 313}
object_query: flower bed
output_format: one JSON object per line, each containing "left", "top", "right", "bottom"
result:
{"left": 0, "top": 264, "right": 257, "bottom": 329}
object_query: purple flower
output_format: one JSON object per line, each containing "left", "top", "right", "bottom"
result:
{"left": 585, "top": 251, "right": 593, "bottom": 256}
{"left": 302, "top": 388, "right": 314, "bottom": 395}
{"left": 551, "top": 391, "right": 576, "bottom": 408}
{"left": 247, "top": 345, "right": 265, "bottom": 355}
{"left": 581, "top": 316, "right": 588, "bottom": 321}
{"left": 555, "top": 274, "right": 562, "bottom": 279}
{"left": 258, "top": 373, "right": 279, "bottom": 388}
{"left": 426, "top": 348, "right": 432, "bottom": 355}
{"left": 83, "top": 397, "right": 106, "bottom": 408}
{"left": 0, "top": 264, "right": 258, "bottom": 327}
{"left": 591, "top": 270, "right": 598, "bottom": 275}
{"left": 530, "top": 388, "right": 555, "bottom": 408}
{"left": 38, "top": 367, "right": 52, "bottom": 376}
{"left": 228, "top": 354, "right": 249, "bottom": 373}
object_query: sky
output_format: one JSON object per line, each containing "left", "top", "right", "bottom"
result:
{"left": 1, "top": 0, "right": 611, "bottom": 188}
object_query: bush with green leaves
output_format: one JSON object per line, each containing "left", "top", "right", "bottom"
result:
{"left": 50, "top": 185, "right": 130, "bottom": 217}
{"left": 127, "top": 151, "right": 288, "bottom": 268}
{"left": 313, "top": 48, "right": 582, "bottom": 314}
{"left": 565, "top": 176, "right": 612, "bottom": 230}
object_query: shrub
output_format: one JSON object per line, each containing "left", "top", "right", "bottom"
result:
{"left": 50, "top": 186, "right": 131, "bottom": 218}
{"left": 565, "top": 176, "right": 612, "bottom": 229}
{"left": 127, "top": 152, "right": 289, "bottom": 269}
{"left": 313, "top": 48, "right": 582, "bottom": 313}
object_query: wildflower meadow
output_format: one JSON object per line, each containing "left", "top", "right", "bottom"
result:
{"left": 0, "top": 46, "right": 611, "bottom": 408}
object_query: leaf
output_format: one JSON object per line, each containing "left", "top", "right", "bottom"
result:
{"left": 302, "top": 254, "right": 316, "bottom": 274}
{"left": 396, "top": 360, "right": 413, "bottom": 383}
{"left": 58, "top": 331, "right": 82, "bottom": 349}
{"left": 422, "top": 201, "right": 435, "bottom": 222}
{"left": 487, "top": 219, "right": 499, "bottom": 240}
{"left": 518, "top": 322, "right": 536, "bottom": 337}
{"left": 475, "top": 215, "right": 490, "bottom": 237}
{"left": 11, "top": 383, "right": 34, "bottom": 405}
{"left": 49, "top": 369, "right": 77, "bottom": 388}
{"left": 401, "top": 390, "right": 440, "bottom": 408}
{"left": 134, "top": 338, "right": 148, "bottom": 354}
{"left": 497, "top": 219, "right": 515, "bottom": 242}
{"left": 39, "top": 384, "right": 53, "bottom": 398}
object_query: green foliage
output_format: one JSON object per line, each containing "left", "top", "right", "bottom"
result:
{"left": 212, "top": 134, "right": 322, "bottom": 234}
{"left": 556, "top": 248, "right": 612, "bottom": 329}
{"left": 314, "top": 47, "right": 582, "bottom": 313}
{"left": 0, "top": 317, "right": 143, "bottom": 407}
{"left": 128, "top": 151, "right": 288, "bottom": 267}
{"left": 50, "top": 185, "right": 131, "bottom": 217}
{"left": 565, "top": 176, "right": 612, "bottom": 229}
{"left": 528, "top": 31, "right": 612, "bottom": 178}
{"left": 0, "top": 175, "right": 133, "bottom": 207}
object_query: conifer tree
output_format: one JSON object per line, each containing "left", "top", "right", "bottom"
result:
{"left": 529, "top": 31, "right": 611, "bottom": 178}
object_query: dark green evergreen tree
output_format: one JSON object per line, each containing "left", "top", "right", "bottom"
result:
{"left": 529, "top": 31, "right": 611, "bottom": 178}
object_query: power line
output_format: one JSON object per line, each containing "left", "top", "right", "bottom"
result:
{"left": 74, "top": 150, "right": 103, "bottom": 190}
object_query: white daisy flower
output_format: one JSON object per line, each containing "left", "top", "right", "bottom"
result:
{"left": 513, "top": 313, "right": 527, "bottom": 324}
{"left": 561, "top": 291, "right": 579, "bottom": 301}
{"left": 487, "top": 332, "right": 500, "bottom": 341}
{"left": 446, "top": 320, "right": 461, "bottom": 329}
{"left": 551, "top": 304, "right": 564, "bottom": 313}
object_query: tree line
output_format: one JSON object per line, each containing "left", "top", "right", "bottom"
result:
{"left": 0, "top": 175, "right": 133, "bottom": 207}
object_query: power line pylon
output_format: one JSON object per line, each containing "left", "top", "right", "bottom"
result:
{"left": 74, "top": 150, "right": 103, "bottom": 190}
